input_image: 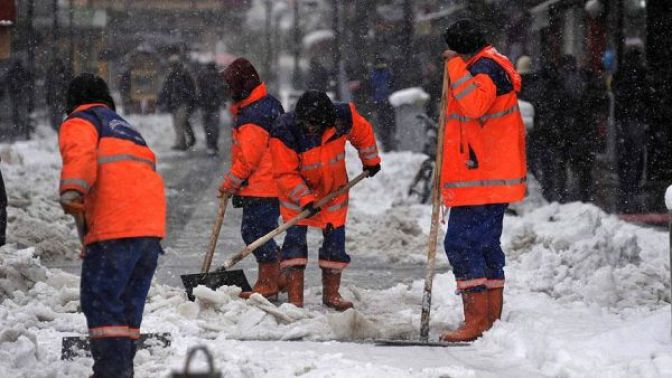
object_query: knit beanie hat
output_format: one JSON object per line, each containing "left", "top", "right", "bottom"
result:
{"left": 443, "top": 19, "right": 487, "bottom": 55}
{"left": 222, "top": 58, "right": 261, "bottom": 102}
{"left": 66, "top": 73, "right": 116, "bottom": 114}
{"left": 295, "top": 90, "right": 336, "bottom": 130}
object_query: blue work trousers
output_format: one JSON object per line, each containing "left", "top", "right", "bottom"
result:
{"left": 281, "top": 225, "right": 350, "bottom": 271}
{"left": 80, "top": 237, "right": 162, "bottom": 378}
{"left": 241, "top": 198, "right": 280, "bottom": 263}
{"left": 444, "top": 204, "right": 507, "bottom": 293}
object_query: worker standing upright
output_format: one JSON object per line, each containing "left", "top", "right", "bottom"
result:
{"left": 58, "top": 74, "right": 166, "bottom": 378}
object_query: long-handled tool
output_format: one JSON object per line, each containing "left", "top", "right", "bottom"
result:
{"left": 181, "top": 171, "right": 371, "bottom": 300}
{"left": 180, "top": 194, "right": 251, "bottom": 301}
{"left": 377, "top": 58, "right": 467, "bottom": 347}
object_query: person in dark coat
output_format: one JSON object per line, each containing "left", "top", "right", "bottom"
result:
{"left": 571, "top": 67, "right": 608, "bottom": 202}
{"left": 533, "top": 62, "right": 567, "bottom": 203}
{"left": 612, "top": 48, "right": 653, "bottom": 213}
{"left": 158, "top": 56, "right": 196, "bottom": 150}
{"left": 6, "top": 60, "right": 30, "bottom": 139}
{"left": 45, "top": 58, "right": 72, "bottom": 130}
{"left": 197, "top": 62, "right": 226, "bottom": 155}
{"left": 368, "top": 56, "right": 396, "bottom": 151}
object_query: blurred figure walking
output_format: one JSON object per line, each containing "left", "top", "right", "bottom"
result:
{"left": 159, "top": 55, "right": 196, "bottom": 151}
{"left": 368, "top": 56, "right": 396, "bottom": 151}
{"left": 45, "top": 58, "right": 72, "bottom": 130}
{"left": 197, "top": 62, "right": 227, "bottom": 156}
{"left": 6, "top": 59, "right": 30, "bottom": 139}
{"left": 612, "top": 48, "right": 653, "bottom": 213}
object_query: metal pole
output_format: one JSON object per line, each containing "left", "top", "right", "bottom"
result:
{"left": 69, "top": 0, "right": 74, "bottom": 73}
{"left": 26, "top": 0, "right": 35, "bottom": 140}
{"left": 332, "top": 0, "right": 341, "bottom": 100}
{"left": 292, "top": 0, "right": 301, "bottom": 89}
{"left": 264, "top": 0, "right": 272, "bottom": 82}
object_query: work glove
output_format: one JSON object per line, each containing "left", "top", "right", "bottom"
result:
{"left": 60, "top": 190, "right": 85, "bottom": 215}
{"left": 218, "top": 177, "right": 240, "bottom": 197}
{"left": 302, "top": 201, "right": 321, "bottom": 218}
{"left": 363, "top": 164, "right": 381, "bottom": 178}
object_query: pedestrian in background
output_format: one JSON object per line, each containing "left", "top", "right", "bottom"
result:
{"left": 6, "top": 59, "right": 30, "bottom": 139}
{"left": 58, "top": 73, "right": 166, "bottom": 378}
{"left": 439, "top": 19, "right": 527, "bottom": 342}
{"left": 197, "top": 62, "right": 227, "bottom": 156}
{"left": 218, "top": 58, "right": 286, "bottom": 300}
{"left": 45, "top": 58, "right": 72, "bottom": 130}
{"left": 368, "top": 56, "right": 396, "bottom": 151}
{"left": 612, "top": 48, "right": 653, "bottom": 213}
{"left": 158, "top": 55, "right": 196, "bottom": 151}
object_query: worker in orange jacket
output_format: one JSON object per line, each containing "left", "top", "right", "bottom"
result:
{"left": 58, "top": 74, "right": 166, "bottom": 377}
{"left": 270, "top": 91, "right": 381, "bottom": 311}
{"left": 218, "top": 58, "right": 285, "bottom": 300}
{"left": 438, "top": 19, "right": 527, "bottom": 342}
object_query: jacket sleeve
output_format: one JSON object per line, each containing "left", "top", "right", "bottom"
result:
{"left": 225, "top": 124, "right": 270, "bottom": 186}
{"left": 346, "top": 103, "right": 382, "bottom": 167}
{"left": 269, "top": 137, "right": 317, "bottom": 208}
{"left": 446, "top": 58, "right": 497, "bottom": 119}
{"left": 58, "top": 117, "right": 99, "bottom": 195}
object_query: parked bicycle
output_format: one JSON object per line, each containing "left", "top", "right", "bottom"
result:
{"left": 407, "top": 113, "right": 438, "bottom": 204}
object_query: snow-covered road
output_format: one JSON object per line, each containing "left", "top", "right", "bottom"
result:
{"left": 1, "top": 115, "right": 671, "bottom": 377}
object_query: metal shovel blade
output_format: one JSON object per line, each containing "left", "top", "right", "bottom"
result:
{"left": 180, "top": 270, "right": 252, "bottom": 301}
{"left": 61, "top": 332, "right": 172, "bottom": 360}
{"left": 374, "top": 339, "right": 471, "bottom": 347}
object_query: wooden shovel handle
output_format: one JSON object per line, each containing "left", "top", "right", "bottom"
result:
{"left": 201, "top": 194, "right": 229, "bottom": 273}
{"left": 220, "top": 171, "right": 370, "bottom": 270}
{"left": 420, "top": 59, "right": 451, "bottom": 341}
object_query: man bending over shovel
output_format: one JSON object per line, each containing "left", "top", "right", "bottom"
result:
{"left": 269, "top": 91, "right": 381, "bottom": 311}
{"left": 58, "top": 74, "right": 166, "bottom": 377}
{"left": 218, "top": 58, "right": 286, "bottom": 300}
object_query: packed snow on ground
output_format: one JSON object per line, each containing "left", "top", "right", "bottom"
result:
{"left": 0, "top": 116, "right": 671, "bottom": 377}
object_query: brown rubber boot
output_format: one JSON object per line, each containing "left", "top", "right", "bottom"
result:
{"left": 322, "top": 269, "right": 353, "bottom": 311}
{"left": 487, "top": 287, "right": 503, "bottom": 329}
{"left": 440, "top": 291, "right": 489, "bottom": 342}
{"left": 239, "top": 262, "right": 280, "bottom": 300}
{"left": 276, "top": 250, "right": 288, "bottom": 293}
{"left": 286, "top": 268, "right": 304, "bottom": 307}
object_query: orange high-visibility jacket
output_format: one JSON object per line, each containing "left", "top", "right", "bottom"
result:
{"left": 270, "top": 103, "right": 381, "bottom": 228}
{"left": 441, "top": 46, "right": 527, "bottom": 207}
{"left": 222, "top": 83, "right": 284, "bottom": 197}
{"left": 59, "top": 104, "right": 166, "bottom": 245}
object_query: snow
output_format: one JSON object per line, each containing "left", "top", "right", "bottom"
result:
{"left": 302, "top": 29, "right": 334, "bottom": 50}
{"left": 1, "top": 116, "right": 671, "bottom": 377}
{"left": 666, "top": 185, "right": 672, "bottom": 211}
{"left": 388, "top": 87, "right": 430, "bottom": 107}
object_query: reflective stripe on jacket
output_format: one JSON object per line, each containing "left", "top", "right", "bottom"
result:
{"left": 270, "top": 103, "right": 381, "bottom": 228}
{"left": 441, "top": 46, "right": 527, "bottom": 207}
{"left": 225, "top": 83, "right": 284, "bottom": 197}
{"left": 59, "top": 104, "right": 166, "bottom": 244}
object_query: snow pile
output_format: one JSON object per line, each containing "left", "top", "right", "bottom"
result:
{"left": 666, "top": 185, "right": 672, "bottom": 210}
{"left": 388, "top": 87, "right": 430, "bottom": 107}
{"left": 1, "top": 133, "right": 81, "bottom": 261}
{"left": 504, "top": 201, "right": 669, "bottom": 310}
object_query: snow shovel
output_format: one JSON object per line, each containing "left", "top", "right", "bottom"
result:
{"left": 180, "top": 193, "right": 252, "bottom": 301}
{"left": 210, "top": 171, "right": 371, "bottom": 280}
{"left": 377, "top": 57, "right": 465, "bottom": 347}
